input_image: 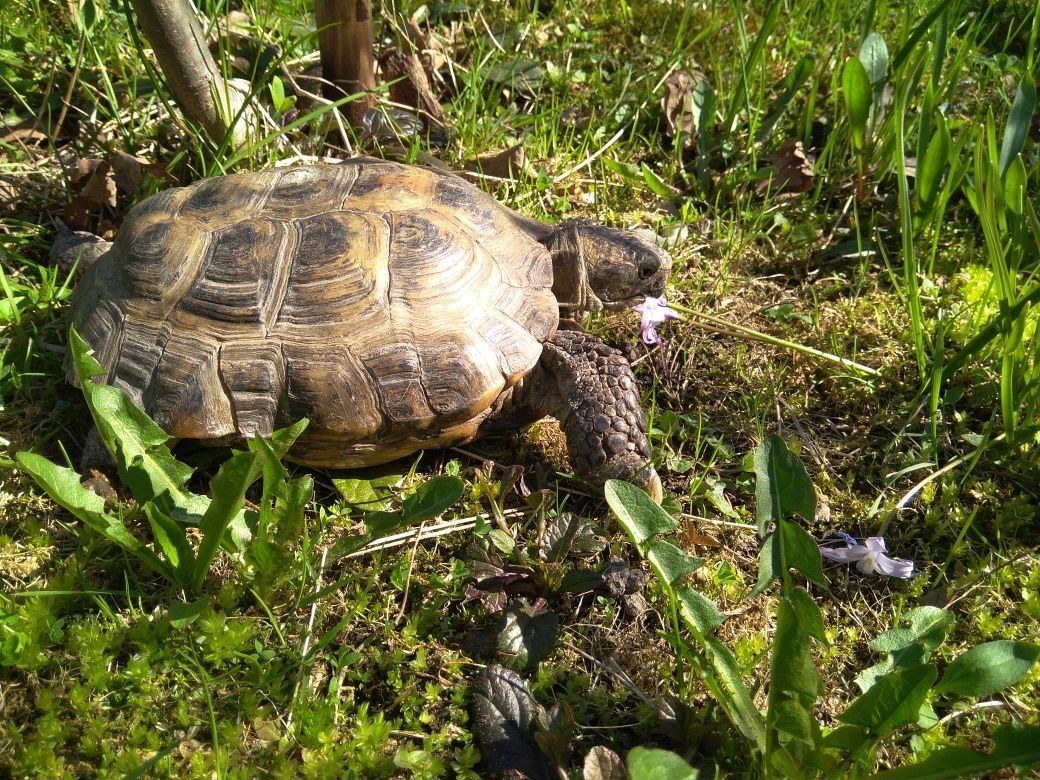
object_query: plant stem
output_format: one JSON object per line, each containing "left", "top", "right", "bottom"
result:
{"left": 665, "top": 301, "right": 881, "bottom": 377}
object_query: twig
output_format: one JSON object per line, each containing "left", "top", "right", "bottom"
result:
{"left": 395, "top": 520, "right": 426, "bottom": 624}
{"left": 343, "top": 510, "right": 526, "bottom": 559}
{"left": 552, "top": 126, "right": 627, "bottom": 184}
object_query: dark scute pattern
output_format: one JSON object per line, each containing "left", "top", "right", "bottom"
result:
{"left": 219, "top": 341, "right": 284, "bottom": 437}
{"left": 145, "top": 333, "right": 234, "bottom": 438}
{"left": 284, "top": 346, "right": 384, "bottom": 438}
{"left": 278, "top": 213, "right": 379, "bottom": 324}
{"left": 112, "top": 318, "right": 171, "bottom": 407}
{"left": 433, "top": 176, "right": 500, "bottom": 232}
{"left": 360, "top": 342, "right": 430, "bottom": 426}
{"left": 118, "top": 220, "right": 175, "bottom": 300}
{"left": 179, "top": 219, "right": 278, "bottom": 323}
{"left": 418, "top": 334, "right": 500, "bottom": 416}
{"left": 179, "top": 175, "right": 266, "bottom": 224}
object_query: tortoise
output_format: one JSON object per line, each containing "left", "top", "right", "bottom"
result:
{"left": 64, "top": 158, "right": 671, "bottom": 498}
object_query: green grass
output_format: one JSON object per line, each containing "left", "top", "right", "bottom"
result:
{"left": 2, "top": 0, "right": 1039, "bottom": 776}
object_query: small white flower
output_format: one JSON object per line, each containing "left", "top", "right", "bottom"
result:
{"left": 820, "top": 534, "right": 914, "bottom": 579}
{"left": 632, "top": 296, "right": 681, "bottom": 346}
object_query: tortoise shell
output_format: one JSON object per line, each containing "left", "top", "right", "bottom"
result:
{"left": 69, "top": 159, "right": 559, "bottom": 467}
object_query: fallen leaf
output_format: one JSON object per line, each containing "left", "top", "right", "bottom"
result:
{"left": 461, "top": 145, "right": 532, "bottom": 182}
{"left": 681, "top": 519, "right": 721, "bottom": 548}
{"left": 756, "top": 139, "right": 815, "bottom": 197}
{"left": 64, "top": 158, "right": 116, "bottom": 230}
{"left": 0, "top": 120, "right": 49, "bottom": 146}
{"left": 404, "top": 17, "right": 448, "bottom": 82}
{"left": 583, "top": 746, "right": 626, "bottom": 780}
{"left": 378, "top": 46, "right": 447, "bottom": 128}
{"left": 661, "top": 68, "right": 709, "bottom": 148}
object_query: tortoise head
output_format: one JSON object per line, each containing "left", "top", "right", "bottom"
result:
{"left": 546, "top": 219, "right": 672, "bottom": 312}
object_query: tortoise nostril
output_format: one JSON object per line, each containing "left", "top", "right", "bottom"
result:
{"left": 638, "top": 261, "right": 657, "bottom": 280}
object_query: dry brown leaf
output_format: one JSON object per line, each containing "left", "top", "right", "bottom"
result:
{"left": 378, "top": 47, "right": 447, "bottom": 128}
{"left": 0, "top": 121, "right": 49, "bottom": 146}
{"left": 661, "top": 68, "right": 708, "bottom": 148}
{"left": 461, "top": 145, "right": 532, "bottom": 182}
{"left": 682, "top": 519, "right": 721, "bottom": 548}
{"left": 756, "top": 139, "right": 815, "bottom": 197}
{"left": 404, "top": 18, "right": 446, "bottom": 80}
{"left": 64, "top": 159, "right": 116, "bottom": 230}
{"left": 582, "top": 745, "right": 626, "bottom": 780}
{"left": 110, "top": 151, "right": 144, "bottom": 194}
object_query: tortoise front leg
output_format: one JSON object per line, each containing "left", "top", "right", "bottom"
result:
{"left": 530, "top": 329, "right": 662, "bottom": 501}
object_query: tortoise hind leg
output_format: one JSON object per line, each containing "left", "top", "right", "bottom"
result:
{"left": 527, "top": 329, "right": 662, "bottom": 501}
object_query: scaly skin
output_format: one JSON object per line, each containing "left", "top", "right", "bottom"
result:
{"left": 522, "top": 329, "right": 662, "bottom": 500}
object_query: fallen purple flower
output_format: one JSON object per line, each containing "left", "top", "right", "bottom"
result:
{"left": 632, "top": 296, "right": 681, "bottom": 346}
{"left": 820, "top": 534, "right": 913, "bottom": 579}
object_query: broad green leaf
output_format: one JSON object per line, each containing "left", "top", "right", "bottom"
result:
{"left": 871, "top": 723, "right": 1040, "bottom": 779}
{"left": 470, "top": 665, "right": 553, "bottom": 779}
{"left": 934, "top": 640, "right": 1040, "bottom": 698}
{"left": 143, "top": 503, "right": 194, "bottom": 587}
{"left": 915, "top": 112, "right": 950, "bottom": 223}
{"left": 69, "top": 328, "right": 206, "bottom": 519}
{"left": 401, "top": 475, "right": 464, "bottom": 522}
{"left": 750, "top": 532, "right": 778, "bottom": 597}
{"left": 273, "top": 475, "right": 313, "bottom": 545}
{"left": 167, "top": 596, "right": 210, "bottom": 629}
{"left": 843, "top": 58, "right": 872, "bottom": 151}
{"left": 788, "top": 585, "right": 827, "bottom": 644}
{"left": 627, "top": 747, "right": 700, "bottom": 780}
{"left": 781, "top": 520, "right": 826, "bottom": 587}
{"left": 363, "top": 510, "right": 405, "bottom": 538}
{"left": 767, "top": 596, "right": 822, "bottom": 754}
{"left": 679, "top": 603, "right": 765, "bottom": 752}
{"left": 192, "top": 450, "right": 264, "bottom": 592}
{"left": 332, "top": 473, "right": 400, "bottom": 511}
{"left": 15, "top": 451, "right": 176, "bottom": 582}
{"left": 268, "top": 74, "right": 286, "bottom": 108}
{"left": 858, "top": 32, "right": 889, "bottom": 88}
{"left": 266, "top": 417, "right": 309, "bottom": 457}
{"left": 539, "top": 513, "right": 580, "bottom": 563}
{"left": 998, "top": 74, "right": 1036, "bottom": 179}
{"left": 858, "top": 607, "right": 953, "bottom": 692}
{"left": 871, "top": 607, "right": 953, "bottom": 655}
{"left": 676, "top": 588, "right": 725, "bottom": 633}
{"left": 646, "top": 539, "right": 703, "bottom": 587}
{"left": 838, "top": 664, "right": 936, "bottom": 736}
{"left": 753, "top": 436, "right": 817, "bottom": 536}
{"left": 605, "top": 479, "right": 677, "bottom": 544}
{"left": 640, "top": 163, "right": 675, "bottom": 199}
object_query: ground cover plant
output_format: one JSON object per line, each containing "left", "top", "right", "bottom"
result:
{"left": 1, "top": 0, "right": 1039, "bottom": 776}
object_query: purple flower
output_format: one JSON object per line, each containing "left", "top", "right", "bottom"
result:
{"left": 820, "top": 534, "right": 914, "bottom": 579}
{"left": 632, "top": 296, "right": 681, "bottom": 346}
